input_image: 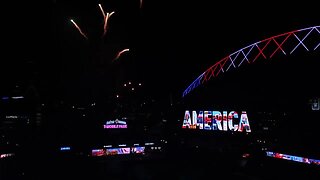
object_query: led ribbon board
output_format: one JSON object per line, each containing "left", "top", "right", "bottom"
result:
{"left": 266, "top": 151, "right": 320, "bottom": 166}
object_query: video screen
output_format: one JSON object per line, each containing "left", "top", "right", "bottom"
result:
{"left": 106, "top": 148, "right": 130, "bottom": 155}
{"left": 92, "top": 149, "right": 106, "bottom": 156}
{"left": 131, "top": 146, "right": 145, "bottom": 154}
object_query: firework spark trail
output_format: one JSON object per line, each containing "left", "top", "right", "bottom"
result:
{"left": 140, "top": 0, "right": 143, "bottom": 9}
{"left": 98, "top": 4, "right": 115, "bottom": 38}
{"left": 70, "top": 19, "right": 88, "bottom": 40}
{"left": 113, "top": 49, "right": 130, "bottom": 62}
{"left": 98, "top": 4, "right": 106, "bottom": 18}
{"left": 102, "top": 11, "right": 115, "bottom": 37}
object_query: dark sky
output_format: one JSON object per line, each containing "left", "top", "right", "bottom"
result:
{"left": 2, "top": 0, "right": 319, "bottom": 105}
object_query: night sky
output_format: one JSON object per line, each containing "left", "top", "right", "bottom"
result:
{"left": 0, "top": 3, "right": 319, "bottom": 179}
{"left": 1, "top": 3, "right": 319, "bottom": 178}
{"left": 1, "top": 0, "right": 319, "bottom": 106}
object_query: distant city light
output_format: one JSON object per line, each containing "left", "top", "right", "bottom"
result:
{"left": 138, "top": 83, "right": 142, "bottom": 86}
{"left": 118, "top": 144, "right": 126, "bottom": 147}
{"left": 11, "top": 96, "right": 24, "bottom": 99}
{"left": 124, "top": 84, "right": 127, "bottom": 86}
{"left": 128, "top": 82, "right": 131, "bottom": 85}
{"left": 6, "top": 116, "right": 18, "bottom": 119}
{"left": 116, "top": 95, "right": 119, "bottom": 98}
{"left": 311, "top": 98, "right": 319, "bottom": 110}
{"left": 131, "top": 88, "right": 134, "bottom": 91}
{"left": 0, "top": 153, "right": 15, "bottom": 159}
{"left": 60, "top": 147, "right": 71, "bottom": 151}
{"left": 1, "top": 96, "right": 9, "bottom": 100}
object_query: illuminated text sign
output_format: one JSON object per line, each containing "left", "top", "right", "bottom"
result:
{"left": 182, "top": 110, "right": 251, "bottom": 132}
{"left": 103, "top": 119, "right": 127, "bottom": 129}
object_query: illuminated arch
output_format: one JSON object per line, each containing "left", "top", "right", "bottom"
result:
{"left": 182, "top": 25, "right": 320, "bottom": 97}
